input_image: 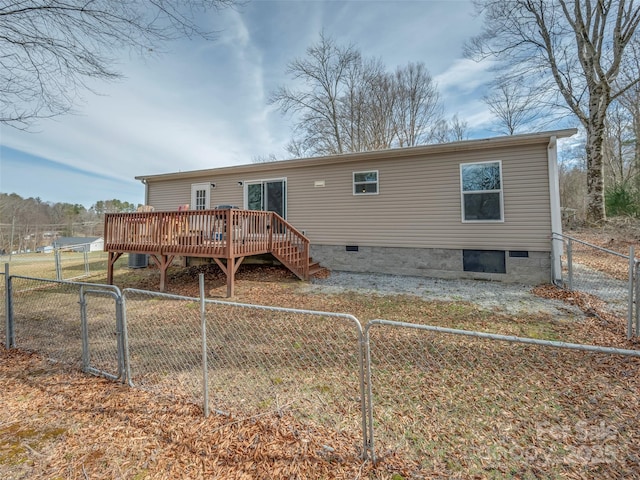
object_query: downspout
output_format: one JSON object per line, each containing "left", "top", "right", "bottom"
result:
{"left": 547, "top": 136, "right": 563, "bottom": 284}
{"left": 141, "top": 179, "right": 149, "bottom": 206}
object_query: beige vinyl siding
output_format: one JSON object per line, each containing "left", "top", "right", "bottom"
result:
{"left": 285, "top": 143, "right": 552, "bottom": 251}
{"left": 144, "top": 141, "right": 553, "bottom": 252}
{"left": 147, "top": 177, "right": 244, "bottom": 211}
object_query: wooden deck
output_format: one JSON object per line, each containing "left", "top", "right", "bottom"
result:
{"left": 104, "top": 209, "right": 310, "bottom": 296}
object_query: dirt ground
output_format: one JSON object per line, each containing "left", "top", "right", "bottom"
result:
{"left": 2, "top": 221, "right": 640, "bottom": 479}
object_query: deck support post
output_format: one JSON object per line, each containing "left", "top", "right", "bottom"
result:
{"left": 213, "top": 256, "right": 245, "bottom": 298}
{"left": 150, "top": 254, "right": 175, "bottom": 292}
{"left": 107, "top": 252, "right": 123, "bottom": 285}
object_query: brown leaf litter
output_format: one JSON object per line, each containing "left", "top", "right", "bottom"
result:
{"left": 0, "top": 349, "right": 417, "bottom": 479}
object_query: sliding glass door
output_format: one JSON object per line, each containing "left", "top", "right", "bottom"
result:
{"left": 245, "top": 179, "right": 286, "bottom": 218}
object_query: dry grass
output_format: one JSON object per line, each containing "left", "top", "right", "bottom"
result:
{"left": 2, "top": 227, "right": 640, "bottom": 478}
{"left": 3, "top": 251, "right": 129, "bottom": 282}
{"left": 0, "top": 349, "right": 415, "bottom": 480}
{"left": 367, "top": 326, "right": 640, "bottom": 478}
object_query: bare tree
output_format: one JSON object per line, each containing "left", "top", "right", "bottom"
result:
{"left": 448, "top": 114, "right": 470, "bottom": 142}
{"left": 393, "top": 62, "right": 443, "bottom": 147}
{"left": 603, "top": 101, "right": 636, "bottom": 189}
{"left": 339, "top": 57, "right": 391, "bottom": 152}
{"left": 431, "top": 114, "right": 470, "bottom": 143}
{"left": 483, "top": 79, "right": 546, "bottom": 135}
{"left": 271, "top": 34, "right": 446, "bottom": 157}
{"left": 617, "top": 39, "right": 640, "bottom": 194}
{"left": 0, "top": 0, "right": 235, "bottom": 129}
{"left": 251, "top": 153, "right": 279, "bottom": 163}
{"left": 467, "top": 0, "right": 640, "bottom": 222}
{"left": 271, "top": 33, "right": 359, "bottom": 156}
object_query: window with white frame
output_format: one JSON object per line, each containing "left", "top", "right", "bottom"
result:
{"left": 353, "top": 170, "right": 378, "bottom": 195}
{"left": 195, "top": 189, "right": 207, "bottom": 210}
{"left": 460, "top": 161, "right": 503, "bottom": 221}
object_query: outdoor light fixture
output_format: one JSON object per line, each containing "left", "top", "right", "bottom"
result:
{"left": 210, "top": 183, "right": 216, "bottom": 189}
{"left": 237, "top": 181, "right": 244, "bottom": 186}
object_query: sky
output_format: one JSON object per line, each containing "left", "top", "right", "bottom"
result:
{"left": 0, "top": 0, "right": 567, "bottom": 209}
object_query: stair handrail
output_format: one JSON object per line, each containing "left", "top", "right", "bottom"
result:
{"left": 269, "top": 212, "right": 310, "bottom": 280}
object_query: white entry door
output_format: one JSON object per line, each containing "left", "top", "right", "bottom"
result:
{"left": 190, "top": 183, "right": 211, "bottom": 210}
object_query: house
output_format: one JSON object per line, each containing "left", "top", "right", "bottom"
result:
{"left": 53, "top": 236, "right": 104, "bottom": 252}
{"left": 122, "top": 129, "right": 575, "bottom": 290}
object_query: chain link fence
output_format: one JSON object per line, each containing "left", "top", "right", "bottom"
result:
{"left": 365, "top": 320, "right": 640, "bottom": 477}
{"left": 3, "top": 272, "right": 640, "bottom": 473}
{"left": 122, "top": 288, "right": 206, "bottom": 405}
{"left": 554, "top": 233, "right": 638, "bottom": 336}
{"left": 1, "top": 253, "right": 58, "bottom": 279}
{"left": 7, "top": 275, "right": 122, "bottom": 377}
{"left": 1, "top": 249, "right": 125, "bottom": 283}
{"left": 122, "top": 287, "right": 367, "bottom": 452}
{"left": 54, "top": 247, "right": 112, "bottom": 281}
{"left": 0, "top": 267, "right": 5, "bottom": 345}
{"left": 9, "top": 276, "right": 83, "bottom": 364}
{"left": 80, "top": 287, "right": 125, "bottom": 380}
{"left": 202, "top": 299, "right": 364, "bottom": 438}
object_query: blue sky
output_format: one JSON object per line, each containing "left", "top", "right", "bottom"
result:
{"left": 0, "top": 0, "right": 556, "bottom": 208}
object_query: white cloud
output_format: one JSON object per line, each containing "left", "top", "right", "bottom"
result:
{"left": 435, "top": 58, "right": 496, "bottom": 96}
{"left": 2, "top": 0, "right": 509, "bottom": 205}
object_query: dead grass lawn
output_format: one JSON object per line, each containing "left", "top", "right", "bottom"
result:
{"left": 2, "top": 225, "right": 640, "bottom": 478}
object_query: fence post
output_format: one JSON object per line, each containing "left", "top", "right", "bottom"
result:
{"left": 200, "top": 274, "right": 210, "bottom": 418}
{"left": 5, "top": 263, "right": 14, "bottom": 349}
{"left": 114, "top": 293, "right": 126, "bottom": 383}
{"left": 84, "top": 249, "right": 90, "bottom": 276}
{"left": 54, "top": 248, "right": 62, "bottom": 281}
{"left": 79, "top": 287, "right": 90, "bottom": 372}
{"left": 628, "top": 246, "right": 635, "bottom": 340}
{"left": 635, "top": 260, "right": 639, "bottom": 338}
{"left": 363, "top": 325, "right": 376, "bottom": 463}
{"left": 566, "top": 237, "right": 573, "bottom": 290}
{"left": 120, "top": 293, "right": 134, "bottom": 387}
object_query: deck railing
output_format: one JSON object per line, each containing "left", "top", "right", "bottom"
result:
{"left": 104, "top": 209, "right": 310, "bottom": 279}
{"left": 270, "top": 214, "right": 310, "bottom": 280}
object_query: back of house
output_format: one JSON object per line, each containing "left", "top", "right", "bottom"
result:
{"left": 136, "top": 129, "right": 576, "bottom": 284}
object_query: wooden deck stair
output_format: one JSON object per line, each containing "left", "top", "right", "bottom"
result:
{"left": 104, "top": 209, "right": 323, "bottom": 296}
{"left": 308, "top": 259, "right": 324, "bottom": 277}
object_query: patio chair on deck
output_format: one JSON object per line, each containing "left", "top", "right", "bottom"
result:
{"left": 131, "top": 205, "right": 155, "bottom": 243}
{"left": 174, "top": 204, "right": 191, "bottom": 243}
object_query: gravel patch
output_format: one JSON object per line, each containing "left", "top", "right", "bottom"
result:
{"left": 307, "top": 271, "right": 583, "bottom": 319}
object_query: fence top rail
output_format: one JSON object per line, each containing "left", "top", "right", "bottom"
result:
{"left": 81, "top": 287, "right": 121, "bottom": 300}
{"left": 204, "top": 297, "right": 362, "bottom": 330}
{"left": 122, "top": 287, "right": 362, "bottom": 332}
{"left": 367, "top": 319, "right": 640, "bottom": 358}
{"left": 123, "top": 287, "right": 199, "bottom": 302}
{"left": 8, "top": 274, "right": 122, "bottom": 296}
{"left": 552, "top": 232, "right": 634, "bottom": 260}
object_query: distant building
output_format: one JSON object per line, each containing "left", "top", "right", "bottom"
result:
{"left": 53, "top": 237, "right": 104, "bottom": 252}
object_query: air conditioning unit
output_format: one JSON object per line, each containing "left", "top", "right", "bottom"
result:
{"left": 128, "top": 253, "right": 148, "bottom": 268}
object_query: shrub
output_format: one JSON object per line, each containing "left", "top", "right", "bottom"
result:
{"left": 605, "top": 184, "right": 639, "bottom": 217}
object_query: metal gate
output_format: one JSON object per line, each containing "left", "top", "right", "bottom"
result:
{"left": 80, "top": 286, "right": 125, "bottom": 381}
